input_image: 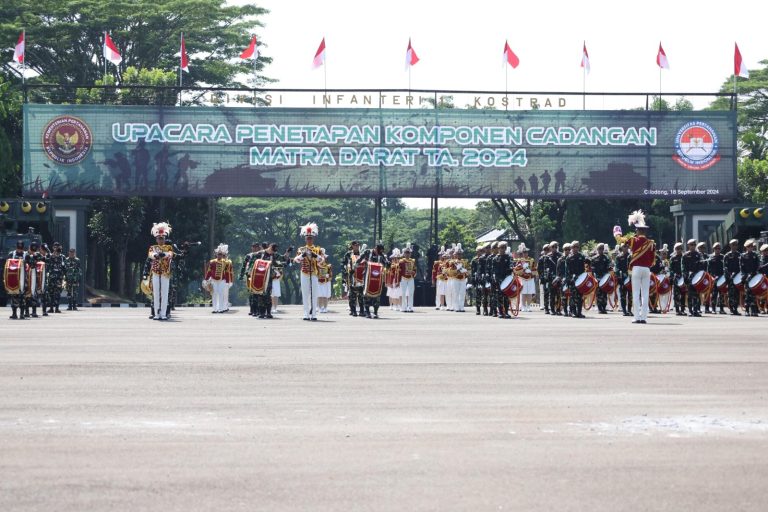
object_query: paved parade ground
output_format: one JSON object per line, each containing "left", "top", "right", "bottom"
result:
{"left": 2, "top": 305, "right": 767, "bottom": 511}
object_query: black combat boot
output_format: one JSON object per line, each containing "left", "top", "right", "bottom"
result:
{"left": 10, "top": 307, "right": 18, "bottom": 319}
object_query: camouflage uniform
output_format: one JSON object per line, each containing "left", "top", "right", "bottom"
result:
{"left": 682, "top": 249, "right": 702, "bottom": 316}
{"left": 723, "top": 249, "right": 742, "bottom": 315}
{"left": 566, "top": 250, "right": 589, "bottom": 318}
{"left": 46, "top": 248, "right": 66, "bottom": 313}
{"left": 740, "top": 249, "right": 760, "bottom": 316}
{"left": 669, "top": 251, "right": 687, "bottom": 315}
{"left": 706, "top": 251, "right": 726, "bottom": 314}
{"left": 64, "top": 255, "right": 82, "bottom": 310}
{"left": 538, "top": 250, "right": 551, "bottom": 314}
{"left": 492, "top": 248, "right": 513, "bottom": 318}
{"left": 615, "top": 251, "right": 632, "bottom": 316}
{"left": 590, "top": 252, "right": 612, "bottom": 314}
{"left": 239, "top": 250, "right": 260, "bottom": 316}
{"left": 342, "top": 248, "right": 364, "bottom": 316}
{"left": 6, "top": 248, "right": 27, "bottom": 319}
{"left": 555, "top": 251, "right": 569, "bottom": 316}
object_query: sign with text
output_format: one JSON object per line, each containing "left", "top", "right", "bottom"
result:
{"left": 23, "top": 105, "right": 737, "bottom": 198}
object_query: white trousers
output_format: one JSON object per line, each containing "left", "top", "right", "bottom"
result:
{"left": 455, "top": 278, "right": 467, "bottom": 311}
{"left": 152, "top": 274, "right": 170, "bottom": 319}
{"left": 211, "top": 280, "right": 229, "bottom": 312}
{"left": 631, "top": 266, "right": 651, "bottom": 321}
{"left": 436, "top": 280, "right": 446, "bottom": 307}
{"left": 401, "top": 278, "right": 415, "bottom": 311}
{"left": 300, "top": 274, "right": 320, "bottom": 319}
{"left": 446, "top": 278, "right": 456, "bottom": 309}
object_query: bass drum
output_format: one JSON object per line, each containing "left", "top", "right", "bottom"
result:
{"left": 748, "top": 274, "right": 768, "bottom": 298}
{"left": 3, "top": 258, "right": 26, "bottom": 295}
{"left": 574, "top": 272, "right": 595, "bottom": 295}
{"left": 716, "top": 275, "right": 728, "bottom": 294}
{"left": 691, "top": 270, "right": 713, "bottom": 294}
{"left": 500, "top": 275, "right": 522, "bottom": 298}
{"left": 656, "top": 274, "right": 671, "bottom": 296}
{"left": 598, "top": 274, "right": 615, "bottom": 294}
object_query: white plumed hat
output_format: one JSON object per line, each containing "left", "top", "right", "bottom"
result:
{"left": 215, "top": 243, "right": 229, "bottom": 255}
{"left": 151, "top": 222, "right": 171, "bottom": 238}
{"left": 300, "top": 222, "right": 319, "bottom": 237}
{"left": 628, "top": 210, "right": 648, "bottom": 229}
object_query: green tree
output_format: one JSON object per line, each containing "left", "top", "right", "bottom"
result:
{"left": 737, "top": 158, "right": 768, "bottom": 203}
{"left": 0, "top": 75, "right": 22, "bottom": 196}
{"left": 0, "top": 0, "right": 270, "bottom": 87}
{"left": 439, "top": 219, "right": 475, "bottom": 254}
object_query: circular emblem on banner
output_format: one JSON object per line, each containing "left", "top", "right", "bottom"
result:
{"left": 42, "top": 116, "right": 92, "bottom": 165}
{"left": 673, "top": 121, "right": 720, "bottom": 171}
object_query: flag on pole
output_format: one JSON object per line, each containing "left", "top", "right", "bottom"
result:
{"left": 580, "top": 41, "right": 590, "bottom": 74}
{"left": 103, "top": 32, "right": 122, "bottom": 66}
{"left": 180, "top": 34, "right": 189, "bottom": 72}
{"left": 13, "top": 32, "right": 24, "bottom": 64}
{"left": 240, "top": 36, "right": 258, "bottom": 60}
{"left": 312, "top": 38, "right": 326, "bottom": 68}
{"left": 405, "top": 38, "right": 419, "bottom": 69}
{"left": 734, "top": 43, "right": 749, "bottom": 78}
{"left": 503, "top": 41, "right": 519, "bottom": 69}
{"left": 656, "top": 42, "right": 669, "bottom": 69}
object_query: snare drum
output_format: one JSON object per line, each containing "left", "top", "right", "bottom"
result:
{"left": 733, "top": 272, "right": 745, "bottom": 291}
{"left": 656, "top": 274, "right": 671, "bottom": 295}
{"left": 622, "top": 275, "right": 632, "bottom": 292}
{"left": 675, "top": 276, "right": 687, "bottom": 292}
{"left": 649, "top": 273, "right": 658, "bottom": 296}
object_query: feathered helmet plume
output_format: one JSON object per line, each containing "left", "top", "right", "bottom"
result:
{"left": 215, "top": 243, "right": 229, "bottom": 255}
{"left": 627, "top": 210, "right": 648, "bottom": 229}
{"left": 151, "top": 222, "right": 171, "bottom": 238}
{"left": 300, "top": 222, "right": 319, "bottom": 237}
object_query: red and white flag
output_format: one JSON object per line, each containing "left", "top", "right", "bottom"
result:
{"left": 103, "top": 32, "right": 122, "bottom": 66}
{"left": 13, "top": 31, "right": 24, "bottom": 64}
{"left": 734, "top": 43, "right": 749, "bottom": 78}
{"left": 503, "top": 41, "right": 519, "bottom": 69}
{"left": 240, "top": 36, "right": 258, "bottom": 60}
{"left": 580, "top": 41, "right": 590, "bottom": 74}
{"left": 405, "top": 38, "right": 419, "bottom": 70}
{"left": 180, "top": 34, "right": 189, "bottom": 72}
{"left": 313, "top": 38, "right": 326, "bottom": 68}
{"left": 656, "top": 42, "right": 669, "bottom": 70}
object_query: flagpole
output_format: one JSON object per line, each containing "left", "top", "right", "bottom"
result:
{"left": 21, "top": 29, "right": 26, "bottom": 86}
{"left": 104, "top": 31, "right": 107, "bottom": 83}
{"left": 582, "top": 65, "right": 586, "bottom": 110}
{"left": 659, "top": 67, "right": 662, "bottom": 107}
{"left": 179, "top": 33, "right": 183, "bottom": 88}
{"left": 505, "top": 65, "right": 508, "bottom": 112}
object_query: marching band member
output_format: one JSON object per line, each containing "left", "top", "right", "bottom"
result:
{"left": 487, "top": 242, "right": 500, "bottom": 316}
{"left": 669, "top": 243, "right": 687, "bottom": 316}
{"left": 239, "top": 243, "right": 260, "bottom": 316}
{"left": 538, "top": 244, "right": 551, "bottom": 314}
{"left": 294, "top": 222, "right": 323, "bottom": 321}
{"left": 399, "top": 245, "right": 417, "bottom": 313}
{"left": 356, "top": 243, "right": 389, "bottom": 319}
{"left": 453, "top": 244, "right": 469, "bottom": 313}
{"left": 516, "top": 243, "right": 536, "bottom": 313}
{"left": 555, "top": 243, "right": 570, "bottom": 317}
{"left": 204, "top": 243, "right": 233, "bottom": 314}
{"left": 26, "top": 241, "right": 44, "bottom": 318}
{"left": 724, "top": 239, "right": 742, "bottom": 315}
{"left": 271, "top": 243, "right": 292, "bottom": 314}
{"left": 386, "top": 248, "right": 402, "bottom": 311}
{"left": 546, "top": 242, "right": 562, "bottom": 315}
{"left": 615, "top": 243, "right": 632, "bottom": 316}
{"left": 565, "top": 241, "right": 589, "bottom": 318}
{"left": 46, "top": 242, "right": 66, "bottom": 314}
{"left": 342, "top": 241, "right": 364, "bottom": 317}
{"left": 614, "top": 210, "right": 655, "bottom": 324}
{"left": 432, "top": 248, "right": 448, "bottom": 310}
{"left": 707, "top": 242, "right": 726, "bottom": 314}
{"left": 682, "top": 239, "right": 702, "bottom": 317}
{"left": 317, "top": 248, "right": 333, "bottom": 313}
{"left": 493, "top": 242, "right": 513, "bottom": 319}
{"left": 471, "top": 245, "right": 485, "bottom": 315}
{"left": 146, "top": 222, "right": 174, "bottom": 321}
{"left": 590, "top": 243, "right": 613, "bottom": 314}
{"left": 741, "top": 239, "right": 760, "bottom": 317}
{"left": 5, "top": 240, "right": 27, "bottom": 319}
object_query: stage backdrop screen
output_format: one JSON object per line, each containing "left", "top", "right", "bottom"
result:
{"left": 23, "top": 104, "right": 737, "bottom": 199}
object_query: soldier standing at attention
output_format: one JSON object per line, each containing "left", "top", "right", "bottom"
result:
{"left": 723, "top": 239, "right": 742, "bottom": 316}
{"left": 146, "top": 222, "right": 174, "bottom": 321}
{"left": 740, "top": 239, "right": 760, "bottom": 317}
{"left": 46, "top": 242, "right": 66, "bottom": 314}
{"left": 615, "top": 244, "right": 632, "bottom": 316}
{"left": 590, "top": 243, "right": 613, "bottom": 314}
{"left": 565, "top": 241, "right": 589, "bottom": 318}
{"left": 682, "top": 239, "right": 702, "bottom": 317}
{"left": 64, "top": 248, "right": 82, "bottom": 311}
{"left": 707, "top": 242, "right": 726, "bottom": 314}
{"left": 342, "top": 241, "right": 364, "bottom": 317}
{"left": 555, "top": 243, "right": 571, "bottom": 317}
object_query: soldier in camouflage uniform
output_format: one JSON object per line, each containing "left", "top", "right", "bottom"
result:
{"left": 538, "top": 244, "right": 551, "bottom": 314}
{"left": 669, "top": 242, "right": 687, "bottom": 316}
{"left": 64, "top": 248, "right": 82, "bottom": 311}
{"left": 471, "top": 245, "right": 484, "bottom": 315}
{"left": 590, "top": 243, "right": 613, "bottom": 314}
{"left": 565, "top": 241, "right": 589, "bottom": 318}
{"left": 723, "top": 239, "right": 742, "bottom": 315}
{"left": 706, "top": 242, "right": 726, "bottom": 314}
{"left": 46, "top": 242, "right": 66, "bottom": 313}
{"left": 239, "top": 243, "right": 261, "bottom": 316}
{"left": 682, "top": 239, "right": 702, "bottom": 317}
{"left": 342, "top": 241, "right": 364, "bottom": 316}
{"left": 555, "top": 243, "right": 570, "bottom": 317}
{"left": 26, "top": 241, "right": 45, "bottom": 318}
{"left": 740, "top": 239, "right": 760, "bottom": 317}
{"left": 615, "top": 244, "right": 632, "bottom": 316}
{"left": 6, "top": 240, "right": 27, "bottom": 319}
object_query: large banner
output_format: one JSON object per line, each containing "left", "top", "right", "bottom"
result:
{"left": 23, "top": 104, "right": 737, "bottom": 199}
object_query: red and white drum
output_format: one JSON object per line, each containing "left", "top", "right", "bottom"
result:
{"left": 500, "top": 275, "right": 522, "bottom": 298}
{"left": 656, "top": 274, "right": 671, "bottom": 295}
{"left": 748, "top": 274, "right": 768, "bottom": 297}
{"left": 551, "top": 276, "right": 562, "bottom": 290}
{"left": 364, "top": 262, "right": 384, "bottom": 298}
{"left": 733, "top": 272, "right": 745, "bottom": 291}
{"left": 3, "top": 258, "right": 26, "bottom": 295}
{"left": 248, "top": 259, "right": 272, "bottom": 295}
{"left": 598, "top": 274, "right": 615, "bottom": 294}
{"left": 35, "top": 261, "right": 46, "bottom": 294}
{"left": 691, "top": 271, "right": 713, "bottom": 294}
{"left": 623, "top": 275, "right": 632, "bottom": 292}
{"left": 649, "top": 273, "right": 659, "bottom": 295}
{"left": 715, "top": 275, "right": 728, "bottom": 294}
{"left": 675, "top": 276, "right": 687, "bottom": 292}
{"left": 574, "top": 272, "right": 595, "bottom": 295}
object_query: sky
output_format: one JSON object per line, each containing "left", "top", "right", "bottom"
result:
{"left": 241, "top": 0, "right": 766, "bottom": 209}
